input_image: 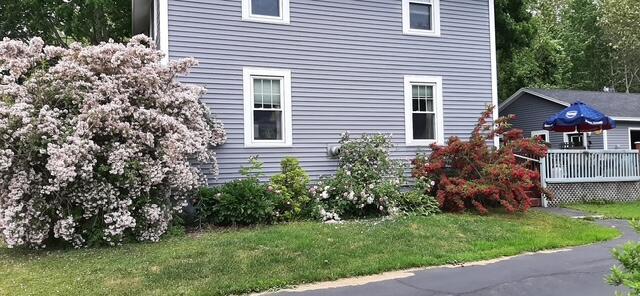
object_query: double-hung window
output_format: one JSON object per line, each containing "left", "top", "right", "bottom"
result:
{"left": 243, "top": 68, "right": 292, "bottom": 147}
{"left": 404, "top": 76, "right": 444, "bottom": 146}
{"left": 242, "top": 0, "right": 290, "bottom": 24}
{"left": 402, "top": 0, "right": 440, "bottom": 36}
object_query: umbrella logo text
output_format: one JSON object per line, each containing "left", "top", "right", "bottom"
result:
{"left": 565, "top": 111, "right": 578, "bottom": 119}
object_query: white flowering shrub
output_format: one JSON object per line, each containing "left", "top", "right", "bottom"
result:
{"left": 310, "top": 133, "right": 405, "bottom": 219}
{"left": 0, "top": 36, "right": 226, "bottom": 248}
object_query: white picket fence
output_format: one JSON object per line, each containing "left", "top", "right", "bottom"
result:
{"left": 540, "top": 150, "right": 640, "bottom": 184}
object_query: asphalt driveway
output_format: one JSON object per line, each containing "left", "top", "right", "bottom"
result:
{"left": 269, "top": 209, "right": 637, "bottom": 296}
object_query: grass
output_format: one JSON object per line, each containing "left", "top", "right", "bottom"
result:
{"left": 565, "top": 201, "right": 640, "bottom": 220}
{"left": 0, "top": 211, "right": 618, "bottom": 296}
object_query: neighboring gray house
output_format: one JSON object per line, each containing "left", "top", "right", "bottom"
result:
{"left": 132, "top": 0, "right": 499, "bottom": 183}
{"left": 500, "top": 88, "right": 640, "bottom": 150}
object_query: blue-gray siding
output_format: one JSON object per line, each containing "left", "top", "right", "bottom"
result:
{"left": 500, "top": 93, "right": 605, "bottom": 149}
{"left": 167, "top": 0, "right": 495, "bottom": 183}
{"left": 607, "top": 121, "right": 640, "bottom": 149}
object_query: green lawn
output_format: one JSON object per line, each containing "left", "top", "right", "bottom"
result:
{"left": 0, "top": 211, "right": 618, "bottom": 296}
{"left": 565, "top": 201, "right": 640, "bottom": 220}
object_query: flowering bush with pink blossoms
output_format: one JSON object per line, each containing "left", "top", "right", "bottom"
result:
{"left": 0, "top": 36, "right": 226, "bottom": 248}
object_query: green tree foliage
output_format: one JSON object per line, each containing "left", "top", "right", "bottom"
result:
{"left": 496, "top": 0, "right": 639, "bottom": 99}
{"left": 608, "top": 220, "right": 640, "bottom": 295}
{"left": 0, "top": 0, "right": 131, "bottom": 46}
{"left": 499, "top": 0, "right": 572, "bottom": 100}
{"left": 561, "top": 0, "right": 612, "bottom": 91}
{"left": 494, "top": 0, "right": 536, "bottom": 100}
{"left": 495, "top": 0, "right": 536, "bottom": 59}
{"left": 600, "top": 0, "right": 640, "bottom": 93}
{"left": 501, "top": 33, "right": 572, "bottom": 99}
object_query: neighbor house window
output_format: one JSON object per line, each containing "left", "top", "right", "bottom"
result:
{"left": 531, "top": 130, "right": 549, "bottom": 142}
{"left": 563, "top": 132, "right": 587, "bottom": 149}
{"left": 404, "top": 76, "right": 444, "bottom": 146}
{"left": 402, "top": 0, "right": 440, "bottom": 36}
{"left": 242, "top": 0, "right": 290, "bottom": 24}
{"left": 630, "top": 128, "right": 640, "bottom": 149}
{"left": 243, "top": 68, "right": 292, "bottom": 147}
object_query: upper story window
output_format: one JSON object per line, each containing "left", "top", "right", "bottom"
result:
{"left": 402, "top": 0, "right": 441, "bottom": 37}
{"left": 243, "top": 68, "right": 293, "bottom": 148}
{"left": 242, "top": 0, "right": 290, "bottom": 24}
{"left": 404, "top": 76, "right": 444, "bottom": 146}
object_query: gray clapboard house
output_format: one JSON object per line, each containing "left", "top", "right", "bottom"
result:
{"left": 132, "top": 0, "right": 499, "bottom": 183}
{"left": 500, "top": 88, "right": 640, "bottom": 150}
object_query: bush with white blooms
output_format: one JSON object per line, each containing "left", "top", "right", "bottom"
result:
{"left": 0, "top": 35, "right": 226, "bottom": 248}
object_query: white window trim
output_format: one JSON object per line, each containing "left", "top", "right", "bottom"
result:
{"left": 243, "top": 67, "right": 293, "bottom": 148}
{"left": 531, "top": 130, "right": 549, "bottom": 141}
{"left": 563, "top": 132, "right": 589, "bottom": 149}
{"left": 628, "top": 127, "right": 640, "bottom": 149}
{"left": 404, "top": 75, "right": 444, "bottom": 146}
{"left": 242, "top": 0, "right": 290, "bottom": 25}
{"left": 402, "top": 0, "right": 441, "bottom": 37}
{"left": 489, "top": 0, "right": 499, "bottom": 147}
{"left": 157, "top": 0, "right": 169, "bottom": 63}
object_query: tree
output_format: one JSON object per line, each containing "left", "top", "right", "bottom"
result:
{"left": 58, "top": 0, "right": 131, "bottom": 45}
{"left": 0, "top": 0, "right": 131, "bottom": 47}
{"left": 497, "top": 0, "right": 573, "bottom": 99}
{"left": 496, "top": 0, "right": 620, "bottom": 99}
{"left": 494, "top": 0, "right": 536, "bottom": 100}
{"left": 600, "top": 0, "right": 640, "bottom": 93}
{"left": 0, "top": 0, "right": 66, "bottom": 46}
{"left": 560, "top": 0, "right": 612, "bottom": 91}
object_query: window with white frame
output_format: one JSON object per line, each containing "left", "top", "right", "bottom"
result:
{"left": 242, "top": 0, "right": 290, "bottom": 24}
{"left": 402, "top": 0, "right": 440, "bottom": 36}
{"left": 629, "top": 128, "right": 640, "bottom": 149}
{"left": 563, "top": 132, "right": 588, "bottom": 148}
{"left": 404, "top": 76, "right": 444, "bottom": 146}
{"left": 243, "top": 68, "right": 292, "bottom": 147}
{"left": 531, "top": 130, "right": 549, "bottom": 142}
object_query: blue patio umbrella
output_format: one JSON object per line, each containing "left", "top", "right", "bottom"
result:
{"left": 543, "top": 101, "right": 616, "bottom": 133}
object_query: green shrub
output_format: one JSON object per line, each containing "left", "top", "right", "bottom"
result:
{"left": 201, "top": 179, "right": 277, "bottom": 226}
{"left": 239, "top": 155, "right": 265, "bottom": 179}
{"left": 395, "top": 180, "right": 440, "bottom": 216}
{"left": 270, "top": 157, "right": 314, "bottom": 221}
{"left": 195, "top": 156, "right": 279, "bottom": 226}
{"left": 608, "top": 220, "right": 640, "bottom": 295}
{"left": 165, "top": 217, "right": 187, "bottom": 238}
{"left": 311, "top": 133, "right": 405, "bottom": 220}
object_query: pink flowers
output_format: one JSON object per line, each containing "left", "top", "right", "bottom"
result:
{"left": 0, "top": 36, "right": 226, "bottom": 248}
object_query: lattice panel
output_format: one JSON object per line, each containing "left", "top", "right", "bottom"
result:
{"left": 546, "top": 181, "right": 640, "bottom": 207}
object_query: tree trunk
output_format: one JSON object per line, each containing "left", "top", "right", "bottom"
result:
{"left": 625, "top": 64, "right": 631, "bottom": 93}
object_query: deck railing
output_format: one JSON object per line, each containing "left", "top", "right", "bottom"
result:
{"left": 540, "top": 149, "right": 640, "bottom": 184}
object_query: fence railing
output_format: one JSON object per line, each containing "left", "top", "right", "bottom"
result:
{"left": 540, "top": 149, "right": 640, "bottom": 184}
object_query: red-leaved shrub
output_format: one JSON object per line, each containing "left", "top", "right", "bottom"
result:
{"left": 412, "top": 106, "right": 550, "bottom": 214}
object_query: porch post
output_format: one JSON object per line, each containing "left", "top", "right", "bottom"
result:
{"left": 540, "top": 155, "right": 548, "bottom": 207}
{"left": 583, "top": 132, "right": 588, "bottom": 150}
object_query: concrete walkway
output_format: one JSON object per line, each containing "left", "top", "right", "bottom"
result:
{"left": 268, "top": 209, "right": 637, "bottom": 296}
